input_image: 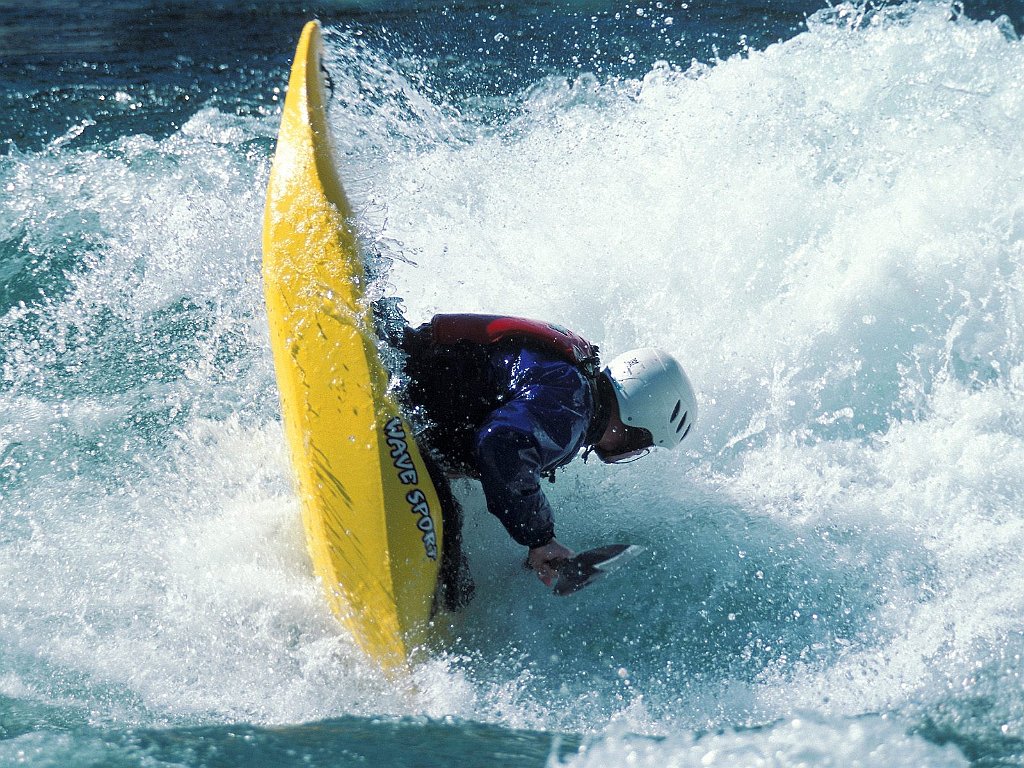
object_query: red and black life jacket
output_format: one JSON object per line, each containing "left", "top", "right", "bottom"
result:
{"left": 427, "top": 314, "right": 602, "bottom": 378}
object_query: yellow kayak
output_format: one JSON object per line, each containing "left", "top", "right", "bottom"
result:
{"left": 262, "top": 20, "right": 443, "bottom": 671}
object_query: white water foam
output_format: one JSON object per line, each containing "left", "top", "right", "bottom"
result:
{"left": 366, "top": 0, "right": 1024, "bottom": 742}
{"left": 1, "top": 5, "right": 1022, "bottom": 762}
{"left": 548, "top": 714, "right": 969, "bottom": 768}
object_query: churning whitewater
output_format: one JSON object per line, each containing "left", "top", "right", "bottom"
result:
{"left": 2, "top": 2, "right": 1023, "bottom": 765}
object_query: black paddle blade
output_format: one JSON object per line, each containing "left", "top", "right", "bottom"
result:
{"left": 551, "top": 544, "right": 642, "bottom": 596}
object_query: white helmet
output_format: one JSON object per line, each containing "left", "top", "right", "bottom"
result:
{"left": 603, "top": 348, "right": 697, "bottom": 449}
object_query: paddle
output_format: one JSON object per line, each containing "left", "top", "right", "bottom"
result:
{"left": 549, "top": 544, "right": 643, "bottom": 595}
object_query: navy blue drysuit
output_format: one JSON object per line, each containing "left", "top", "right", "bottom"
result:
{"left": 401, "top": 326, "right": 607, "bottom": 550}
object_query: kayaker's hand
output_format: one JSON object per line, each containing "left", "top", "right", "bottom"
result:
{"left": 528, "top": 539, "right": 575, "bottom": 587}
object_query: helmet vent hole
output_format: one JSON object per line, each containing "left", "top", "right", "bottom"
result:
{"left": 679, "top": 424, "right": 692, "bottom": 441}
{"left": 670, "top": 400, "right": 682, "bottom": 422}
{"left": 676, "top": 411, "right": 689, "bottom": 433}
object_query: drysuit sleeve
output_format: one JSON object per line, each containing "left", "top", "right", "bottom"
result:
{"left": 473, "top": 371, "right": 592, "bottom": 549}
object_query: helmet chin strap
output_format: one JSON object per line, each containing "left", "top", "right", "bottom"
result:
{"left": 583, "top": 373, "right": 655, "bottom": 464}
{"left": 583, "top": 444, "right": 651, "bottom": 465}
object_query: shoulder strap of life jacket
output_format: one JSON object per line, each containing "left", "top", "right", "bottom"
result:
{"left": 428, "top": 313, "right": 601, "bottom": 378}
